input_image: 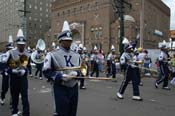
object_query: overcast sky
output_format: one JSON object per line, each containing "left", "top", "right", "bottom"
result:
{"left": 162, "top": 0, "right": 175, "bottom": 30}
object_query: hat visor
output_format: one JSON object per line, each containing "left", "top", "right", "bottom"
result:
{"left": 7, "top": 46, "right": 14, "bottom": 49}
{"left": 59, "top": 37, "right": 72, "bottom": 41}
{"left": 17, "top": 42, "right": 26, "bottom": 44}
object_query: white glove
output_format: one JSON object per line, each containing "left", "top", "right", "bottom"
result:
{"left": 149, "top": 64, "right": 151, "bottom": 68}
{"left": 68, "top": 71, "right": 78, "bottom": 77}
{"left": 12, "top": 69, "right": 19, "bottom": 74}
{"left": 61, "top": 74, "right": 73, "bottom": 82}
{"left": 18, "top": 69, "right": 26, "bottom": 76}
{"left": 5, "top": 72, "right": 8, "bottom": 76}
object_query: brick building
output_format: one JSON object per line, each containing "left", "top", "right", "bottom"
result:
{"left": 49, "top": 0, "right": 170, "bottom": 53}
{"left": 0, "top": 0, "right": 55, "bottom": 51}
{"left": 170, "top": 30, "right": 175, "bottom": 40}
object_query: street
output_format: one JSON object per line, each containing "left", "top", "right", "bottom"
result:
{"left": 0, "top": 73, "right": 175, "bottom": 116}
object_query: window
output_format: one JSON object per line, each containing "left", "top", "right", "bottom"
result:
{"left": 57, "top": 12, "right": 60, "bottom": 16}
{"left": 29, "top": 4, "right": 32, "bottom": 9}
{"left": 73, "top": 8, "right": 76, "bottom": 14}
{"left": 35, "top": 6, "right": 37, "bottom": 9}
{"left": 67, "top": 10, "right": 70, "bottom": 16}
{"left": 80, "top": 6, "right": 82, "bottom": 12}
{"left": 40, "top": 7, "right": 42, "bottom": 11}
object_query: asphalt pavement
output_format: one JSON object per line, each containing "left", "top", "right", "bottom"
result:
{"left": 0, "top": 73, "right": 175, "bottom": 116}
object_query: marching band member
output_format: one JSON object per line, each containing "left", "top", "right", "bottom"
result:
{"left": 133, "top": 48, "right": 143, "bottom": 86}
{"left": 43, "top": 21, "right": 81, "bottom": 116}
{"left": 77, "top": 44, "right": 86, "bottom": 89}
{"left": 116, "top": 38, "right": 142, "bottom": 101}
{"left": 82, "top": 47, "right": 90, "bottom": 76}
{"left": 155, "top": 43, "right": 170, "bottom": 90}
{"left": 90, "top": 46, "right": 100, "bottom": 77}
{"left": 106, "top": 45, "right": 117, "bottom": 78}
{"left": 0, "top": 35, "right": 14, "bottom": 105}
{"left": 2, "top": 29, "right": 30, "bottom": 116}
{"left": 33, "top": 39, "right": 46, "bottom": 80}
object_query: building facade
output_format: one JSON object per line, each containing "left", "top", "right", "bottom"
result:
{"left": 170, "top": 30, "right": 175, "bottom": 40}
{"left": 0, "top": 0, "right": 55, "bottom": 51}
{"left": 0, "top": 0, "right": 21, "bottom": 50}
{"left": 50, "top": 0, "right": 170, "bottom": 53}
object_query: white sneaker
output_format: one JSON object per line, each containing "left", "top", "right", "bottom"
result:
{"left": 0, "top": 98, "right": 5, "bottom": 105}
{"left": 12, "top": 114, "right": 18, "bottom": 116}
{"left": 117, "top": 92, "right": 123, "bottom": 99}
{"left": 17, "top": 110, "right": 21, "bottom": 115}
{"left": 39, "top": 77, "right": 43, "bottom": 80}
{"left": 132, "top": 96, "right": 142, "bottom": 101}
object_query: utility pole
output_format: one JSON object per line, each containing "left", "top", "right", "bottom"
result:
{"left": 140, "top": 0, "right": 144, "bottom": 48}
{"left": 18, "top": 0, "right": 30, "bottom": 43}
{"left": 113, "top": 0, "right": 132, "bottom": 56}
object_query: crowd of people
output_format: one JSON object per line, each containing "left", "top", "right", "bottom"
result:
{"left": 0, "top": 20, "right": 174, "bottom": 116}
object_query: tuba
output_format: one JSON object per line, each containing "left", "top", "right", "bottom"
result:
{"left": 31, "top": 39, "right": 46, "bottom": 64}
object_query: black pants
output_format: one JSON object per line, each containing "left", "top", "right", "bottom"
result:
{"left": 90, "top": 62, "right": 99, "bottom": 77}
{"left": 27, "top": 66, "right": 32, "bottom": 75}
{"left": 118, "top": 65, "right": 140, "bottom": 96}
{"left": 135, "top": 67, "right": 141, "bottom": 84}
{"left": 80, "top": 78, "right": 85, "bottom": 88}
{"left": 53, "top": 84, "right": 78, "bottom": 116}
{"left": 156, "top": 64, "right": 169, "bottom": 87}
{"left": 10, "top": 74, "right": 30, "bottom": 116}
{"left": 1, "top": 71, "right": 9, "bottom": 100}
{"left": 35, "top": 63, "right": 43, "bottom": 77}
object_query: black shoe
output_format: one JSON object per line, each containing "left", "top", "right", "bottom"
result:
{"left": 162, "top": 86, "right": 170, "bottom": 90}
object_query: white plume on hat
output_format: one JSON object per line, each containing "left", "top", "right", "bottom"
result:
{"left": 16, "top": 29, "right": 26, "bottom": 44}
{"left": 17, "top": 29, "right": 24, "bottom": 37}
{"left": 52, "top": 42, "right": 56, "bottom": 47}
{"left": 94, "top": 45, "right": 97, "bottom": 50}
{"left": 62, "top": 21, "right": 70, "bottom": 32}
{"left": 27, "top": 46, "right": 31, "bottom": 50}
{"left": 111, "top": 45, "right": 115, "bottom": 51}
{"left": 162, "top": 40, "right": 166, "bottom": 45}
{"left": 122, "top": 37, "right": 129, "bottom": 45}
{"left": 56, "top": 46, "right": 60, "bottom": 49}
{"left": 8, "top": 35, "right": 13, "bottom": 43}
{"left": 79, "top": 44, "right": 83, "bottom": 49}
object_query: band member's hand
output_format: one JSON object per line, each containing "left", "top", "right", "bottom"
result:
{"left": 11, "top": 69, "right": 19, "bottom": 74}
{"left": 18, "top": 69, "right": 26, "bottom": 76}
{"left": 68, "top": 71, "right": 78, "bottom": 76}
{"left": 149, "top": 64, "right": 151, "bottom": 68}
{"left": 55, "top": 73, "right": 63, "bottom": 83}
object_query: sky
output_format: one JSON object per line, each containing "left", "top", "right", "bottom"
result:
{"left": 162, "top": 0, "right": 175, "bottom": 30}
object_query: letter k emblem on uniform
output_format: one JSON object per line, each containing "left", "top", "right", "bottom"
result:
{"left": 64, "top": 55, "right": 74, "bottom": 67}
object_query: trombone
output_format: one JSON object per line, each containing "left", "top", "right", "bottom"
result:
{"left": 56, "top": 65, "right": 112, "bottom": 80}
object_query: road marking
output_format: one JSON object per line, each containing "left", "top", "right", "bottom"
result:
{"left": 39, "top": 88, "right": 51, "bottom": 93}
